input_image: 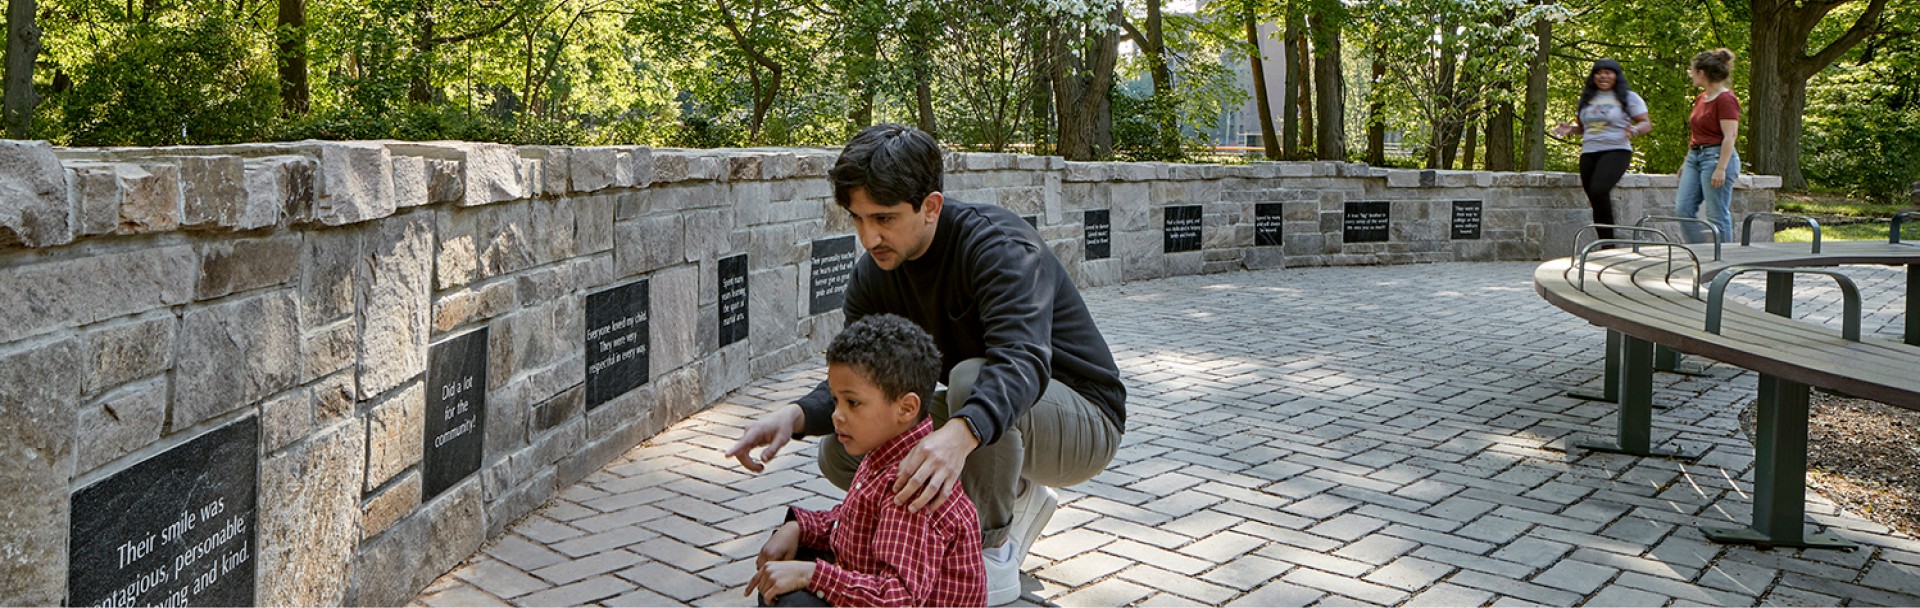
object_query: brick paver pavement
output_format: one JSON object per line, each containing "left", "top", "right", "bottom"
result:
{"left": 415, "top": 261, "right": 1920, "bottom": 607}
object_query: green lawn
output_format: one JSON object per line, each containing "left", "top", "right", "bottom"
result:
{"left": 1776, "top": 221, "right": 1920, "bottom": 243}
{"left": 1765, "top": 192, "right": 1918, "bottom": 242}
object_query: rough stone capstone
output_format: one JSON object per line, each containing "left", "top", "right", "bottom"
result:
{"left": 65, "top": 162, "right": 120, "bottom": 236}
{"left": 173, "top": 291, "right": 301, "bottom": 429}
{"left": 392, "top": 155, "right": 430, "bottom": 208}
{"left": 314, "top": 142, "right": 397, "bottom": 226}
{"left": 242, "top": 156, "right": 313, "bottom": 229}
{"left": 0, "top": 140, "right": 71, "bottom": 248}
{"left": 174, "top": 155, "right": 247, "bottom": 229}
{"left": 114, "top": 162, "right": 182, "bottom": 234}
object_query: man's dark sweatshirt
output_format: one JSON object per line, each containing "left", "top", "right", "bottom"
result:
{"left": 794, "top": 199, "right": 1126, "bottom": 446}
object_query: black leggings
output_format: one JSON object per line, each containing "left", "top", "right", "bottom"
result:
{"left": 1579, "top": 149, "right": 1632, "bottom": 241}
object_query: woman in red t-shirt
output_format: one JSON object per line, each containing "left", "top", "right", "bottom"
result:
{"left": 1674, "top": 48, "right": 1741, "bottom": 244}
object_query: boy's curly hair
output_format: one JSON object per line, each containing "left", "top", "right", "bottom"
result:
{"left": 825, "top": 314, "right": 942, "bottom": 417}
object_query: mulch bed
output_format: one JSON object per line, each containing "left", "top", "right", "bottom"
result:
{"left": 1804, "top": 391, "right": 1920, "bottom": 538}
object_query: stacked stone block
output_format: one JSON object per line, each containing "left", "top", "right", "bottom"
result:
{"left": 0, "top": 139, "right": 1778, "bottom": 606}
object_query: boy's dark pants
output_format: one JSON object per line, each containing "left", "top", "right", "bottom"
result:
{"left": 757, "top": 549, "right": 832, "bottom": 607}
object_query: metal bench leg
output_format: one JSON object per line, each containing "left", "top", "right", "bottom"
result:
{"left": 1906, "top": 264, "right": 1917, "bottom": 347}
{"left": 1653, "top": 345, "right": 1707, "bottom": 377}
{"left": 1569, "top": 329, "right": 1621, "bottom": 402}
{"left": 1576, "top": 335, "right": 1697, "bottom": 460}
{"left": 1701, "top": 373, "right": 1856, "bottom": 550}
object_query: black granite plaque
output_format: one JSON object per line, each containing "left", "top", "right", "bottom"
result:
{"left": 1022, "top": 215, "right": 1039, "bottom": 229}
{"left": 718, "top": 253, "right": 749, "bottom": 347}
{"left": 1256, "top": 203, "right": 1285, "bottom": 247}
{"left": 1164, "top": 205, "right": 1202, "bottom": 253}
{"left": 425, "top": 327, "right": 487, "bottom": 500}
{"left": 586, "top": 279, "right": 650, "bottom": 410}
{"left": 1085, "top": 210, "right": 1111, "bottom": 260}
{"left": 1451, "top": 200, "right": 1483, "bottom": 240}
{"left": 69, "top": 416, "right": 258, "bottom": 607}
{"left": 809, "top": 235, "right": 859, "bottom": 315}
{"left": 1343, "top": 201, "right": 1391, "bottom": 243}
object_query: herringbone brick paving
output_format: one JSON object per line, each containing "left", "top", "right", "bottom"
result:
{"left": 415, "top": 262, "right": 1920, "bottom": 606}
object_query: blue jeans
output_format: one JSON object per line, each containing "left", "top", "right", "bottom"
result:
{"left": 1675, "top": 146, "right": 1739, "bottom": 244}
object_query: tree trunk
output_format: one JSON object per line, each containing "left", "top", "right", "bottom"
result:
{"left": 1747, "top": 0, "right": 1889, "bottom": 191}
{"left": 1521, "top": 0, "right": 1551, "bottom": 170}
{"left": 1366, "top": 59, "right": 1384, "bottom": 165}
{"left": 845, "top": 24, "right": 879, "bottom": 131}
{"left": 276, "top": 0, "right": 308, "bottom": 115}
{"left": 408, "top": 0, "right": 437, "bottom": 103}
{"left": 1055, "top": 9, "right": 1121, "bottom": 160}
{"left": 1029, "top": 26, "right": 1055, "bottom": 155}
{"left": 1295, "top": 31, "right": 1313, "bottom": 156}
{"left": 1310, "top": 10, "right": 1344, "bottom": 161}
{"left": 3, "top": 0, "right": 40, "bottom": 137}
{"left": 1485, "top": 100, "right": 1515, "bottom": 170}
{"left": 1281, "top": 8, "right": 1300, "bottom": 157}
{"left": 1461, "top": 112, "right": 1479, "bottom": 170}
{"left": 1145, "top": 0, "right": 1178, "bottom": 157}
{"left": 1245, "top": 4, "right": 1281, "bottom": 160}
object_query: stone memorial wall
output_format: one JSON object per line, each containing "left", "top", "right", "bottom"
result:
{"left": 0, "top": 139, "right": 1778, "bottom": 606}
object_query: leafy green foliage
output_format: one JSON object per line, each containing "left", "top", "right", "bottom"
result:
{"left": 1801, "top": 34, "right": 1920, "bottom": 203}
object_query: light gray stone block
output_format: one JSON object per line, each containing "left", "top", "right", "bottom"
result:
{"left": 74, "top": 378, "right": 167, "bottom": 475}
{"left": 305, "top": 319, "right": 358, "bottom": 383}
{"left": 196, "top": 234, "right": 302, "bottom": 300}
{"left": 685, "top": 208, "right": 735, "bottom": 262}
{"left": 573, "top": 147, "right": 618, "bottom": 192}
{"left": 437, "top": 202, "right": 535, "bottom": 290}
{"left": 314, "top": 142, "right": 396, "bottom": 226}
{"left": 242, "top": 155, "right": 313, "bottom": 229}
{"left": 174, "top": 291, "right": 301, "bottom": 428}
{"left": 66, "top": 163, "right": 119, "bottom": 236}
{"left": 174, "top": 155, "right": 247, "bottom": 229}
{"left": 422, "top": 481, "right": 486, "bottom": 588}
{"left": 82, "top": 313, "right": 175, "bottom": 397}
{"left": 529, "top": 198, "right": 578, "bottom": 264}
{"left": 425, "top": 158, "right": 462, "bottom": 204}
{"left": 620, "top": 146, "right": 655, "bottom": 188}
{"left": 114, "top": 162, "right": 182, "bottom": 234}
{"left": 614, "top": 213, "right": 686, "bottom": 277}
{"left": 392, "top": 155, "right": 429, "bottom": 208}
{"left": 0, "top": 140, "right": 70, "bottom": 248}
{"left": 1112, "top": 183, "right": 1150, "bottom": 231}
{"left": 651, "top": 265, "right": 699, "bottom": 379}
{"left": 749, "top": 266, "right": 798, "bottom": 356}
{"left": 357, "top": 214, "right": 433, "bottom": 399}
{"left": 574, "top": 194, "right": 616, "bottom": 254}
{"left": 1120, "top": 230, "right": 1165, "bottom": 281}
{"left": 0, "top": 246, "right": 195, "bottom": 344}
{"left": 0, "top": 338, "right": 79, "bottom": 606}
{"left": 528, "top": 147, "right": 571, "bottom": 195}
{"left": 364, "top": 380, "right": 424, "bottom": 491}
{"left": 260, "top": 387, "right": 312, "bottom": 454}
{"left": 342, "top": 500, "right": 426, "bottom": 606}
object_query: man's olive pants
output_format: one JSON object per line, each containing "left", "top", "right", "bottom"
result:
{"left": 817, "top": 358, "right": 1121, "bottom": 549}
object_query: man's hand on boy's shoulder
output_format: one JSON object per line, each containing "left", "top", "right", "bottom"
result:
{"left": 892, "top": 420, "right": 981, "bottom": 513}
{"left": 747, "top": 560, "right": 816, "bottom": 603}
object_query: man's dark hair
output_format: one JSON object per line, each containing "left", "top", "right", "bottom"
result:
{"left": 829, "top": 124, "right": 943, "bottom": 211}
{"left": 825, "top": 314, "right": 942, "bottom": 417}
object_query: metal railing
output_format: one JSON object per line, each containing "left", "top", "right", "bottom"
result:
{"left": 1705, "top": 266, "right": 1861, "bottom": 341}
{"left": 1741, "top": 212, "right": 1822, "bottom": 253}
{"left": 1892, "top": 212, "right": 1920, "bottom": 245}
{"left": 1576, "top": 239, "right": 1704, "bottom": 299}
{"left": 1637, "top": 215, "right": 1723, "bottom": 261}
{"left": 1571, "top": 225, "right": 1670, "bottom": 258}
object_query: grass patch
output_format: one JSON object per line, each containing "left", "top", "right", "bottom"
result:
{"left": 1776, "top": 222, "right": 1920, "bottom": 242}
{"left": 1776, "top": 192, "right": 1917, "bottom": 219}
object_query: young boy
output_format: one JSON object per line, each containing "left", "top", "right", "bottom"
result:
{"left": 745, "top": 315, "right": 987, "bottom": 607}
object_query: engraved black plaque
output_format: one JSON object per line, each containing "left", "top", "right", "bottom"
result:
{"left": 586, "top": 279, "right": 650, "bottom": 410}
{"left": 1023, "top": 215, "right": 1039, "bottom": 229}
{"left": 1256, "top": 203, "right": 1285, "bottom": 247}
{"left": 1085, "top": 210, "right": 1111, "bottom": 260}
{"left": 1343, "top": 201, "right": 1391, "bottom": 243}
{"left": 69, "top": 416, "right": 259, "bottom": 607}
{"left": 1451, "top": 200, "right": 1483, "bottom": 240}
{"left": 808, "top": 235, "right": 859, "bottom": 315}
{"left": 718, "top": 254, "right": 749, "bottom": 347}
{"left": 425, "top": 327, "right": 487, "bottom": 499}
{"left": 1164, "top": 205, "right": 1202, "bottom": 253}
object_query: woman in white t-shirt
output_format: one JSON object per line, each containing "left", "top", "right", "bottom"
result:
{"left": 1553, "top": 58, "right": 1651, "bottom": 241}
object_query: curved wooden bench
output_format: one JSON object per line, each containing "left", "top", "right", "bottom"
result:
{"left": 1534, "top": 228, "right": 1920, "bottom": 550}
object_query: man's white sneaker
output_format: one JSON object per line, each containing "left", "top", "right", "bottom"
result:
{"left": 983, "top": 540, "right": 1021, "bottom": 606}
{"left": 1008, "top": 482, "right": 1058, "bottom": 570}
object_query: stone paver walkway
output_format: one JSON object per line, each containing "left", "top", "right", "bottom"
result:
{"left": 415, "top": 261, "right": 1920, "bottom": 607}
